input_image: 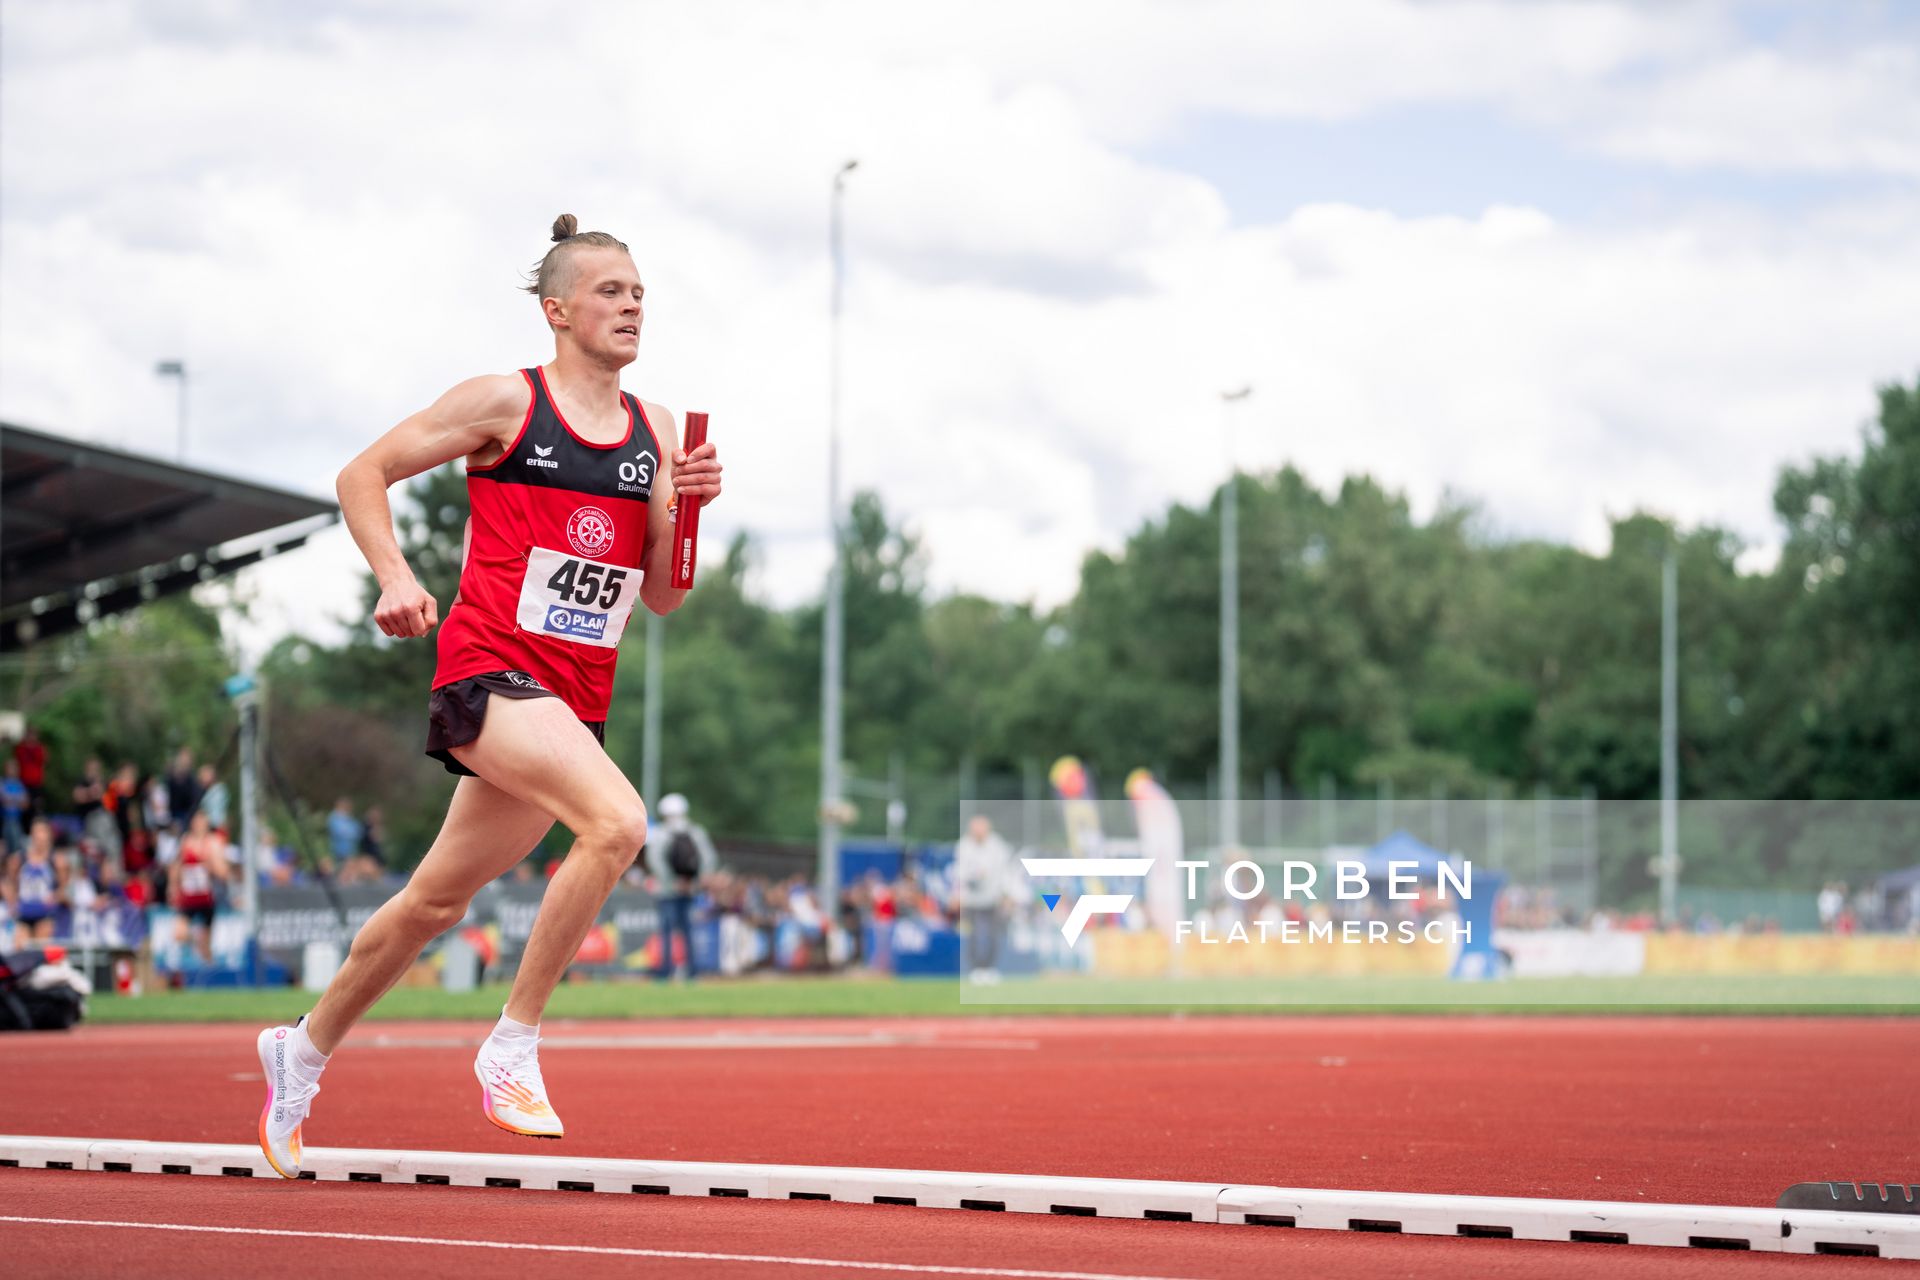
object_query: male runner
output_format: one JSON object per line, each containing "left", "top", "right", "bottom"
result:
{"left": 255, "top": 214, "right": 722, "bottom": 1179}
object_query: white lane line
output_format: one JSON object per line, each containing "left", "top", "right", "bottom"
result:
{"left": 363, "top": 1033, "right": 1039, "bottom": 1051}
{"left": 0, "top": 1215, "right": 1198, "bottom": 1280}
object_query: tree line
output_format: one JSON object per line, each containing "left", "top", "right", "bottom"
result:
{"left": 9, "top": 378, "right": 1915, "bottom": 865}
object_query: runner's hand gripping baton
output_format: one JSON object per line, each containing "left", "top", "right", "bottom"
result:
{"left": 670, "top": 411, "right": 709, "bottom": 589}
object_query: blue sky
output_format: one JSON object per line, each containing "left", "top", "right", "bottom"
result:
{"left": 1144, "top": 103, "right": 1913, "bottom": 227}
{"left": 1137, "top": 0, "right": 1920, "bottom": 227}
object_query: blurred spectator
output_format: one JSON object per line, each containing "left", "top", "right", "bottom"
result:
{"left": 121, "top": 794, "right": 156, "bottom": 885}
{"left": 842, "top": 875, "right": 886, "bottom": 968}
{"left": 90, "top": 860, "right": 134, "bottom": 917}
{"left": 164, "top": 748, "right": 201, "bottom": 833}
{"left": 2, "top": 759, "right": 28, "bottom": 855}
{"left": 643, "top": 793, "right": 717, "bottom": 980}
{"left": 954, "top": 814, "right": 1015, "bottom": 984}
{"left": 64, "top": 842, "right": 100, "bottom": 915}
{"left": 143, "top": 772, "right": 174, "bottom": 838}
{"left": 72, "top": 757, "right": 121, "bottom": 870}
{"left": 168, "top": 811, "right": 229, "bottom": 966}
{"left": 71, "top": 757, "right": 106, "bottom": 821}
{"left": 336, "top": 808, "right": 389, "bottom": 886}
{"left": 195, "top": 764, "right": 230, "bottom": 835}
{"left": 357, "top": 806, "right": 387, "bottom": 873}
{"left": 1818, "top": 881, "right": 1846, "bottom": 931}
{"left": 327, "top": 797, "right": 363, "bottom": 864}
{"left": 13, "top": 725, "right": 47, "bottom": 818}
{"left": 778, "top": 875, "right": 828, "bottom": 970}
{"left": 255, "top": 838, "right": 301, "bottom": 888}
{"left": 106, "top": 762, "right": 140, "bottom": 861}
{"left": 708, "top": 871, "right": 759, "bottom": 976}
{"left": 5, "top": 819, "right": 67, "bottom": 946}
{"left": 867, "top": 871, "right": 897, "bottom": 924}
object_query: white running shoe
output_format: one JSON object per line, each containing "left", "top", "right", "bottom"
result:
{"left": 474, "top": 1037, "right": 564, "bottom": 1139}
{"left": 256, "top": 1024, "right": 321, "bottom": 1179}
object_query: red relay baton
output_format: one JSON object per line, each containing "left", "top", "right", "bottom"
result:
{"left": 670, "top": 412, "right": 708, "bottom": 589}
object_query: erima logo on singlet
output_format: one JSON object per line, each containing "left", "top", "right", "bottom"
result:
{"left": 544, "top": 605, "right": 609, "bottom": 640}
{"left": 526, "top": 443, "right": 559, "bottom": 470}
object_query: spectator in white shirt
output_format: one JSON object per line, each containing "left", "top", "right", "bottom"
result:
{"left": 954, "top": 814, "right": 1016, "bottom": 984}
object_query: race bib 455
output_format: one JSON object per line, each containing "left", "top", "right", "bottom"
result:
{"left": 516, "top": 546, "right": 639, "bottom": 648}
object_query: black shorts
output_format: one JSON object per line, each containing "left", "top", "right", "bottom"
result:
{"left": 181, "top": 903, "right": 216, "bottom": 930}
{"left": 425, "top": 670, "right": 606, "bottom": 777}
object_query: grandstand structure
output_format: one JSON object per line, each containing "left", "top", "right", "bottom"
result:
{"left": 0, "top": 420, "right": 338, "bottom": 652}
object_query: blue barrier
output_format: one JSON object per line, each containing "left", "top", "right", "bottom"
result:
{"left": 877, "top": 918, "right": 961, "bottom": 977}
{"left": 839, "top": 841, "right": 904, "bottom": 887}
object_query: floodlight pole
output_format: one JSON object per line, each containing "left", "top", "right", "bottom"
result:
{"left": 1659, "top": 548, "right": 1679, "bottom": 923}
{"left": 1219, "top": 386, "right": 1252, "bottom": 855}
{"left": 819, "top": 159, "right": 858, "bottom": 911}
{"left": 227, "top": 673, "right": 263, "bottom": 983}
{"left": 155, "top": 361, "right": 188, "bottom": 461}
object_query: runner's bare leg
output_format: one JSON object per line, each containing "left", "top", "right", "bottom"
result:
{"left": 446, "top": 694, "right": 648, "bottom": 1026}
{"left": 305, "top": 774, "right": 554, "bottom": 1054}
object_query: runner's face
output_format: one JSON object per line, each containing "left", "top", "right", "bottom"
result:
{"left": 559, "top": 248, "right": 644, "bottom": 366}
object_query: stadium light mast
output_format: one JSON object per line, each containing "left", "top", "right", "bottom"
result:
{"left": 155, "top": 360, "right": 188, "bottom": 461}
{"left": 224, "top": 671, "right": 264, "bottom": 982}
{"left": 820, "top": 158, "right": 858, "bottom": 911}
{"left": 1659, "top": 547, "right": 1679, "bottom": 923}
{"left": 1219, "top": 385, "right": 1252, "bottom": 855}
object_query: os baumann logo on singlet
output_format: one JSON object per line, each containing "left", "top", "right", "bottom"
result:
{"left": 566, "top": 506, "right": 617, "bottom": 558}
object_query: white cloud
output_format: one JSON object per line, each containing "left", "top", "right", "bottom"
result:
{"left": 2, "top": 1, "right": 1915, "bottom": 664}
{"left": 804, "top": 0, "right": 1720, "bottom": 142}
{"left": 1568, "top": 43, "right": 1920, "bottom": 177}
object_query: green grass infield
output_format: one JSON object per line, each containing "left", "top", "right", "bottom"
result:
{"left": 78, "top": 972, "right": 1920, "bottom": 1023}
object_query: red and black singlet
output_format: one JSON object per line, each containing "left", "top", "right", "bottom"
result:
{"left": 432, "top": 367, "right": 662, "bottom": 721}
{"left": 177, "top": 840, "right": 218, "bottom": 910}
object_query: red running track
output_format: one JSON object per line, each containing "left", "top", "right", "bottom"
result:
{"left": 0, "top": 1014, "right": 1913, "bottom": 1278}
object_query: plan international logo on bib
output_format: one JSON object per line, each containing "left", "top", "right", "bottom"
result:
{"left": 543, "top": 605, "right": 609, "bottom": 640}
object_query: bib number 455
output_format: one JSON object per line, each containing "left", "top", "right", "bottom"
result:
{"left": 546, "top": 557, "right": 628, "bottom": 610}
{"left": 516, "top": 545, "right": 638, "bottom": 648}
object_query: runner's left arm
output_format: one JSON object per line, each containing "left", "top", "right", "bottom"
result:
{"left": 637, "top": 402, "right": 723, "bottom": 615}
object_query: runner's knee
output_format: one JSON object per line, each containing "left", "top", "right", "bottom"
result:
{"left": 392, "top": 889, "right": 467, "bottom": 939}
{"left": 582, "top": 802, "right": 648, "bottom": 861}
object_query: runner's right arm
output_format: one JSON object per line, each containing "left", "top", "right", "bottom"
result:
{"left": 336, "top": 374, "right": 532, "bottom": 638}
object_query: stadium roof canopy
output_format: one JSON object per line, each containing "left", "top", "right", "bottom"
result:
{"left": 1, "top": 421, "right": 340, "bottom": 651}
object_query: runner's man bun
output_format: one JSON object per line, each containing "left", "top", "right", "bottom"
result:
{"left": 525, "top": 214, "right": 631, "bottom": 303}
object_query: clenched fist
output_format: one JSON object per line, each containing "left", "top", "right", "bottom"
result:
{"left": 374, "top": 577, "right": 439, "bottom": 638}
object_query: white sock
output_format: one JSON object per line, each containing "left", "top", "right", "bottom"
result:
{"left": 487, "top": 1010, "right": 539, "bottom": 1049}
{"left": 289, "top": 1017, "right": 330, "bottom": 1076}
